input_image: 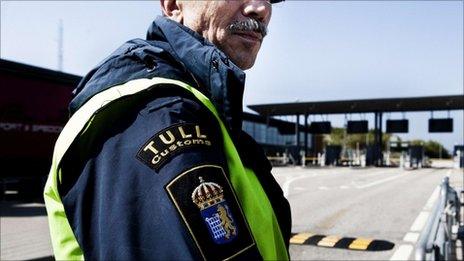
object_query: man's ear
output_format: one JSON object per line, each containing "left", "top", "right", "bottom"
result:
{"left": 160, "top": 0, "right": 183, "bottom": 23}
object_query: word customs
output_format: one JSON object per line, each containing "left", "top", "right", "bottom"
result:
{"left": 137, "top": 123, "right": 212, "bottom": 171}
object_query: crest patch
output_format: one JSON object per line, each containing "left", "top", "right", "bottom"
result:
{"left": 137, "top": 123, "right": 212, "bottom": 171}
{"left": 165, "top": 165, "right": 258, "bottom": 260}
{"left": 192, "top": 177, "right": 238, "bottom": 244}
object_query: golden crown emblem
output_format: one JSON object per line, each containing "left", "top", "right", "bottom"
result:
{"left": 191, "top": 177, "right": 224, "bottom": 210}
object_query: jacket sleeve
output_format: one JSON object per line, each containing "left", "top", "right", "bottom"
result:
{"left": 236, "top": 131, "right": 292, "bottom": 249}
{"left": 59, "top": 88, "right": 261, "bottom": 260}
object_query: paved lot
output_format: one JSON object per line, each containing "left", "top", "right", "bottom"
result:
{"left": 1, "top": 165, "right": 462, "bottom": 260}
{"left": 1, "top": 202, "right": 52, "bottom": 260}
{"left": 273, "top": 166, "right": 463, "bottom": 260}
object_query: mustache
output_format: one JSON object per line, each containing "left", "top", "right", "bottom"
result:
{"left": 227, "top": 18, "right": 268, "bottom": 38}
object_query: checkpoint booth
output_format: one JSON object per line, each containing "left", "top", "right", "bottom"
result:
{"left": 408, "top": 145, "right": 425, "bottom": 168}
{"left": 249, "top": 95, "right": 463, "bottom": 168}
{"left": 454, "top": 145, "right": 464, "bottom": 168}
{"left": 325, "top": 145, "right": 342, "bottom": 166}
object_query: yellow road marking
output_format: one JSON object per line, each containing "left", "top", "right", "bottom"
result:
{"left": 348, "top": 238, "right": 373, "bottom": 250}
{"left": 317, "top": 235, "right": 341, "bottom": 247}
{"left": 290, "top": 233, "right": 313, "bottom": 244}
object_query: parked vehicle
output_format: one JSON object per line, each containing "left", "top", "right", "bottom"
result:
{"left": 0, "top": 59, "right": 81, "bottom": 200}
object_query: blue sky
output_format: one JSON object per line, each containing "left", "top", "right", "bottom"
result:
{"left": 1, "top": 1, "right": 463, "bottom": 151}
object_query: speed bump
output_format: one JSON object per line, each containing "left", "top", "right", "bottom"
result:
{"left": 317, "top": 235, "right": 341, "bottom": 247}
{"left": 348, "top": 238, "right": 373, "bottom": 250}
{"left": 290, "top": 233, "right": 394, "bottom": 251}
{"left": 290, "top": 233, "right": 314, "bottom": 244}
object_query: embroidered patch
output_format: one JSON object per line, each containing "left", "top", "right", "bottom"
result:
{"left": 166, "top": 165, "right": 257, "bottom": 260}
{"left": 192, "top": 177, "right": 238, "bottom": 244}
{"left": 137, "top": 123, "right": 213, "bottom": 171}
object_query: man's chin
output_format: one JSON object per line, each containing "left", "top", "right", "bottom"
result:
{"left": 225, "top": 49, "right": 259, "bottom": 70}
{"left": 232, "top": 57, "right": 255, "bottom": 70}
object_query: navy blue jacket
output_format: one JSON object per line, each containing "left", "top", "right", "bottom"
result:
{"left": 59, "top": 17, "right": 291, "bottom": 260}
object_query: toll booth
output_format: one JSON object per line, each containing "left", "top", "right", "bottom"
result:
{"left": 454, "top": 145, "right": 464, "bottom": 168}
{"left": 409, "top": 145, "right": 424, "bottom": 168}
{"left": 366, "top": 145, "right": 382, "bottom": 166}
{"left": 249, "top": 95, "right": 463, "bottom": 169}
{"left": 325, "top": 145, "right": 341, "bottom": 166}
{"left": 282, "top": 146, "right": 300, "bottom": 165}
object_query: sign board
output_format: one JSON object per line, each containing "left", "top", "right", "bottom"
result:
{"left": 429, "top": 118, "right": 453, "bottom": 133}
{"left": 347, "top": 120, "right": 368, "bottom": 134}
{"left": 309, "top": 121, "right": 331, "bottom": 134}
{"left": 386, "top": 119, "right": 409, "bottom": 133}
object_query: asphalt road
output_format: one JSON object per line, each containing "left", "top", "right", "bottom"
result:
{"left": 273, "top": 166, "right": 463, "bottom": 260}
{"left": 1, "top": 202, "right": 53, "bottom": 260}
{"left": 1, "top": 165, "right": 462, "bottom": 260}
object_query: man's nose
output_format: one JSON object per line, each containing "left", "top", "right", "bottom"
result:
{"left": 242, "top": 0, "right": 272, "bottom": 23}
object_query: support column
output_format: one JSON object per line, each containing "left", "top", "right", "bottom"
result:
{"left": 373, "top": 112, "right": 379, "bottom": 167}
{"left": 373, "top": 112, "right": 383, "bottom": 167}
{"left": 373, "top": 112, "right": 376, "bottom": 144}
{"left": 295, "top": 114, "right": 300, "bottom": 164}
{"left": 378, "top": 112, "right": 383, "bottom": 166}
{"left": 265, "top": 114, "right": 270, "bottom": 144}
{"left": 304, "top": 113, "right": 308, "bottom": 158}
{"left": 295, "top": 114, "right": 300, "bottom": 148}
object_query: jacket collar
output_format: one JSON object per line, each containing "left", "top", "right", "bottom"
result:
{"left": 146, "top": 16, "right": 246, "bottom": 136}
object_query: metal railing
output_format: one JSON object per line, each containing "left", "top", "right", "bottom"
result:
{"left": 415, "top": 177, "right": 460, "bottom": 260}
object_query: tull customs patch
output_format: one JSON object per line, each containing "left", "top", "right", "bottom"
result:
{"left": 165, "top": 165, "right": 257, "bottom": 260}
{"left": 137, "top": 123, "right": 213, "bottom": 171}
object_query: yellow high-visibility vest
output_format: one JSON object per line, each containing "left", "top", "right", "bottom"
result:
{"left": 44, "top": 77, "right": 288, "bottom": 260}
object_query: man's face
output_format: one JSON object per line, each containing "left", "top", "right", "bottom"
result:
{"left": 179, "top": 0, "right": 272, "bottom": 70}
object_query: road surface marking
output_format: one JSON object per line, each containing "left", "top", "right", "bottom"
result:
{"left": 409, "top": 186, "right": 440, "bottom": 232}
{"left": 281, "top": 168, "right": 354, "bottom": 197}
{"left": 402, "top": 232, "right": 420, "bottom": 243}
{"left": 355, "top": 174, "right": 407, "bottom": 189}
{"left": 354, "top": 168, "right": 399, "bottom": 178}
{"left": 318, "top": 186, "right": 329, "bottom": 190}
{"left": 424, "top": 186, "right": 440, "bottom": 210}
{"left": 390, "top": 184, "right": 441, "bottom": 260}
{"left": 282, "top": 175, "right": 305, "bottom": 197}
{"left": 389, "top": 244, "right": 413, "bottom": 260}
{"left": 410, "top": 211, "right": 430, "bottom": 232}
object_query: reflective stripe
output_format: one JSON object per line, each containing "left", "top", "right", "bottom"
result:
{"left": 187, "top": 86, "right": 289, "bottom": 260}
{"left": 44, "top": 77, "right": 288, "bottom": 260}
